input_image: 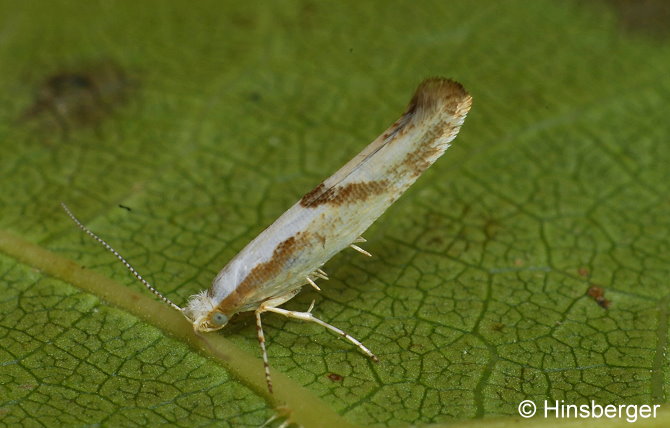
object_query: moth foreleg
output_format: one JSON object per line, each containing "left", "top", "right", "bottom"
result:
{"left": 254, "top": 289, "right": 302, "bottom": 393}
{"left": 254, "top": 310, "right": 273, "bottom": 393}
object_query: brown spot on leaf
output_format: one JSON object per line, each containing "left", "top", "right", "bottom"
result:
{"left": 587, "top": 285, "right": 611, "bottom": 309}
{"left": 578, "top": 267, "right": 590, "bottom": 277}
{"left": 427, "top": 236, "right": 443, "bottom": 245}
{"left": 603, "top": 0, "right": 670, "bottom": 39}
{"left": 22, "top": 61, "right": 136, "bottom": 135}
{"left": 327, "top": 373, "right": 344, "bottom": 382}
{"left": 491, "top": 322, "right": 505, "bottom": 332}
{"left": 483, "top": 217, "right": 502, "bottom": 240}
{"left": 301, "top": 180, "right": 389, "bottom": 208}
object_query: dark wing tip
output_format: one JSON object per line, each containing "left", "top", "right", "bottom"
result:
{"left": 406, "top": 77, "right": 472, "bottom": 120}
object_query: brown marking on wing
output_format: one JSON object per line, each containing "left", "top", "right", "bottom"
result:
{"left": 385, "top": 78, "right": 468, "bottom": 144}
{"left": 400, "top": 141, "right": 445, "bottom": 178}
{"left": 305, "top": 180, "right": 390, "bottom": 207}
{"left": 409, "top": 78, "right": 471, "bottom": 119}
{"left": 300, "top": 79, "right": 470, "bottom": 209}
{"left": 396, "top": 79, "right": 473, "bottom": 178}
{"left": 299, "top": 182, "right": 325, "bottom": 207}
{"left": 213, "top": 232, "right": 310, "bottom": 315}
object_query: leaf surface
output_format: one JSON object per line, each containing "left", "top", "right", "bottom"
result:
{"left": 1, "top": 1, "right": 669, "bottom": 426}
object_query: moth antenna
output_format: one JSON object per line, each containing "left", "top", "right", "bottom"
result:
{"left": 61, "top": 202, "right": 183, "bottom": 313}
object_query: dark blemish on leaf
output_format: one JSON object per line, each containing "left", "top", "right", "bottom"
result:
{"left": 327, "top": 373, "right": 343, "bottom": 382}
{"left": 483, "top": 217, "right": 502, "bottom": 240}
{"left": 118, "top": 204, "right": 132, "bottom": 211}
{"left": 21, "top": 61, "right": 136, "bottom": 135}
{"left": 587, "top": 285, "right": 611, "bottom": 309}
{"left": 421, "top": 212, "right": 448, "bottom": 247}
{"left": 603, "top": 0, "right": 670, "bottom": 39}
{"left": 230, "top": 12, "right": 256, "bottom": 29}
{"left": 578, "top": 267, "right": 590, "bottom": 277}
{"left": 491, "top": 322, "right": 505, "bottom": 332}
{"left": 427, "top": 236, "right": 443, "bottom": 245}
{"left": 299, "top": 0, "right": 318, "bottom": 26}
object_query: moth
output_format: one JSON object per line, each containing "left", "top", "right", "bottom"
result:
{"left": 62, "top": 77, "right": 472, "bottom": 392}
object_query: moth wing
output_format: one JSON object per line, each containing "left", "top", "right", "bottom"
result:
{"left": 202, "top": 77, "right": 472, "bottom": 319}
{"left": 299, "top": 78, "right": 472, "bottom": 208}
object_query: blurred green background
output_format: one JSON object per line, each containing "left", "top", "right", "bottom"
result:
{"left": 1, "top": 1, "right": 669, "bottom": 427}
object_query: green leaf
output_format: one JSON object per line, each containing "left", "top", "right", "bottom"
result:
{"left": 1, "top": 0, "right": 669, "bottom": 426}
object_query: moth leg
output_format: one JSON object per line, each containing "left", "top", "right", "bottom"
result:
{"left": 261, "top": 415, "right": 290, "bottom": 428}
{"left": 261, "top": 405, "right": 292, "bottom": 428}
{"left": 261, "top": 304, "right": 379, "bottom": 362}
{"left": 255, "top": 289, "right": 302, "bottom": 393}
{"left": 353, "top": 236, "right": 366, "bottom": 243}
{"left": 305, "top": 276, "right": 321, "bottom": 291}
{"left": 254, "top": 310, "right": 273, "bottom": 393}
{"left": 349, "top": 243, "right": 372, "bottom": 257}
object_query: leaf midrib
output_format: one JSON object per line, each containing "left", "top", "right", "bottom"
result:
{"left": 0, "top": 228, "right": 357, "bottom": 428}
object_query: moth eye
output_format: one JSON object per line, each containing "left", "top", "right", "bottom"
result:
{"left": 211, "top": 312, "right": 228, "bottom": 326}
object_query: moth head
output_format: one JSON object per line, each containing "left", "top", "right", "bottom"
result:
{"left": 60, "top": 203, "right": 235, "bottom": 334}
{"left": 187, "top": 312, "right": 229, "bottom": 332}
{"left": 183, "top": 290, "right": 229, "bottom": 332}
{"left": 205, "top": 311, "right": 229, "bottom": 330}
